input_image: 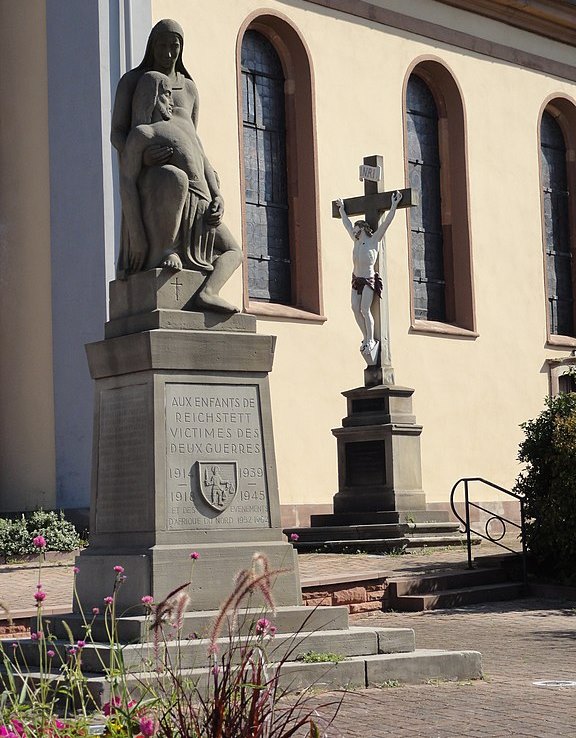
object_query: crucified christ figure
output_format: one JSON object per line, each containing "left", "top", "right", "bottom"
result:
{"left": 336, "top": 191, "right": 402, "bottom": 358}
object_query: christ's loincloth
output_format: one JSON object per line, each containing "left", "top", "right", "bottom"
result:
{"left": 351, "top": 273, "right": 383, "bottom": 298}
{"left": 178, "top": 186, "right": 216, "bottom": 270}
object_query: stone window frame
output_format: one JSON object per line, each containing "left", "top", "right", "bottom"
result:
{"left": 236, "top": 11, "right": 325, "bottom": 322}
{"left": 402, "top": 57, "right": 477, "bottom": 339}
{"left": 538, "top": 95, "right": 576, "bottom": 348}
{"left": 546, "top": 354, "right": 576, "bottom": 396}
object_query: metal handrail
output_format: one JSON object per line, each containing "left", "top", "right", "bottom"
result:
{"left": 450, "top": 477, "right": 527, "bottom": 586}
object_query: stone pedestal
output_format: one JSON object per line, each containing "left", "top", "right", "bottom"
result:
{"left": 75, "top": 270, "right": 301, "bottom": 613}
{"left": 283, "top": 384, "right": 468, "bottom": 551}
{"left": 332, "top": 384, "right": 426, "bottom": 514}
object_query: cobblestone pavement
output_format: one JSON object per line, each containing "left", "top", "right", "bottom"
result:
{"left": 316, "top": 599, "right": 576, "bottom": 737}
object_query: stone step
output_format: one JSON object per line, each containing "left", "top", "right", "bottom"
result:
{"left": 389, "top": 567, "right": 510, "bottom": 597}
{"left": 289, "top": 524, "right": 408, "bottom": 542}
{"left": 48, "top": 605, "right": 350, "bottom": 644}
{"left": 402, "top": 534, "right": 481, "bottom": 547}
{"left": 292, "top": 538, "right": 409, "bottom": 553}
{"left": 16, "top": 626, "right": 416, "bottom": 672}
{"left": 391, "top": 582, "right": 525, "bottom": 611}
{"left": 309, "top": 511, "right": 450, "bottom": 526}
{"left": 16, "top": 648, "right": 480, "bottom": 706}
{"left": 290, "top": 522, "right": 462, "bottom": 541}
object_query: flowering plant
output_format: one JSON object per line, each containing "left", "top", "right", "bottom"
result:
{"left": 0, "top": 542, "right": 340, "bottom": 737}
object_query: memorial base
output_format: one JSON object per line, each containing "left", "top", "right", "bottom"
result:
{"left": 75, "top": 270, "right": 302, "bottom": 613}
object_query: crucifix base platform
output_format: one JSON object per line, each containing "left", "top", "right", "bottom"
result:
{"left": 283, "top": 384, "right": 467, "bottom": 552}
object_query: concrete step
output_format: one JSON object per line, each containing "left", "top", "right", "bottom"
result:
{"left": 48, "top": 605, "right": 350, "bottom": 644}
{"left": 310, "top": 511, "right": 450, "bottom": 526}
{"left": 391, "top": 582, "right": 524, "bottom": 611}
{"left": 16, "top": 626, "right": 416, "bottom": 672}
{"left": 404, "top": 534, "right": 480, "bottom": 546}
{"left": 288, "top": 524, "right": 407, "bottom": 542}
{"left": 14, "top": 647, "right": 480, "bottom": 706}
{"left": 292, "top": 538, "right": 409, "bottom": 553}
{"left": 390, "top": 567, "right": 510, "bottom": 597}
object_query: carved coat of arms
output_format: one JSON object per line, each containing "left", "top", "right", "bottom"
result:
{"left": 198, "top": 461, "right": 238, "bottom": 512}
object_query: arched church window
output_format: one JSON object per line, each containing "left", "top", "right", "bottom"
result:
{"left": 403, "top": 61, "right": 475, "bottom": 335}
{"left": 241, "top": 30, "right": 291, "bottom": 304}
{"left": 237, "top": 14, "right": 322, "bottom": 319}
{"left": 406, "top": 74, "right": 446, "bottom": 322}
{"left": 541, "top": 109, "right": 574, "bottom": 337}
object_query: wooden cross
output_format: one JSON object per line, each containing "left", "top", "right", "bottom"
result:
{"left": 332, "top": 155, "right": 416, "bottom": 386}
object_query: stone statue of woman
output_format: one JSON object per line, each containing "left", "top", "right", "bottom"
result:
{"left": 111, "top": 19, "right": 241, "bottom": 313}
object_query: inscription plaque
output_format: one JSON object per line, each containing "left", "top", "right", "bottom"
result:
{"left": 165, "top": 384, "right": 271, "bottom": 530}
{"left": 97, "top": 385, "right": 149, "bottom": 531}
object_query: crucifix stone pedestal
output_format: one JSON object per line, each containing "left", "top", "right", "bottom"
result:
{"left": 284, "top": 157, "right": 461, "bottom": 551}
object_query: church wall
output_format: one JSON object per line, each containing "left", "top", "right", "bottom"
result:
{"left": 151, "top": 0, "right": 576, "bottom": 518}
{"left": 0, "top": 0, "right": 56, "bottom": 511}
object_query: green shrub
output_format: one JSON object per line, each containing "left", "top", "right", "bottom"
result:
{"left": 0, "top": 510, "right": 83, "bottom": 559}
{"left": 514, "top": 391, "right": 576, "bottom": 581}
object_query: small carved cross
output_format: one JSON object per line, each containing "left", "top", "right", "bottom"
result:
{"left": 332, "top": 155, "right": 416, "bottom": 386}
{"left": 171, "top": 276, "right": 183, "bottom": 302}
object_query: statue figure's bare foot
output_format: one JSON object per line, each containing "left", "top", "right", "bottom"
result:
{"left": 196, "top": 289, "right": 240, "bottom": 314}
{"left": 161, "top": 252, "right": 183, "bottom": 270}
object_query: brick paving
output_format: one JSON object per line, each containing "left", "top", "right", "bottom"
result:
{"left": 2, "top": 547, "right": 576, "bottom": 735}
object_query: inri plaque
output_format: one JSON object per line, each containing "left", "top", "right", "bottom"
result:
{"left": 165, "top": 384, "right": 271, "bottom": 530}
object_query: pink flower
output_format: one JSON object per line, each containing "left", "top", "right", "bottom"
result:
{"left": 256, "top": 617, "right": 270, "bottom": 635}
{"left": 10, "top": 719, "right": 25, "bottom": 737}
{"left": 103, "top": 696, "right": 136, "bottom": 716}
{"left": 290, "top": 533, "right": 299, "bottom": 541}
{"left": 10, "top": 643, "right": 17, "bottom": 649}
{"left": 141, "top": 595, "right": 153, "bottom": 605}
{"left": 30, "top": 632, "right": 39, "bottom": 641}
{"left": 47, "top": 649, "right": 55, "bottom": 658}
{"left": 73, "top": 566, "right": 80, "bottom": 574}
{"left": 33, "top": 535, "right": 46, "bottom": 549}
{"left": 138, "top": 715, "right": 157, "bottom": 737}
{"left": 92, "top": 607, "right": 100, "bottom": 615}
{"left": 269, "top": 625, "right": 277, "bottom": 636}
{"left": 113, "top": 565, "right": 124, "bottom": 574}
{"left": 77, "top": 640, "right": 86, "bottom": 649}
{"left": 189, "top": 551, "right": 200, "bottom": 560}
{"left": 0, "top": 727, "right": 18, "bottom": 738}
{"left": 34, "top": 590, "right": 46, "bottom": 603}
{"left": 68, "top": 646, "right": 77, "bottom": 656}
{"left": 104, "top": 596, "right": 113, "bottom": 605}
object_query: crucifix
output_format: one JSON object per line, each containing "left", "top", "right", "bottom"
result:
{"left": 332, "top": 155, "right": 416, "bottom": 387}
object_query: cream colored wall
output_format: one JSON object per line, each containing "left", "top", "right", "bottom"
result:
{"left": 153, "top": 0, "right": 576, "bottom": 508}
{"left": 0, "top": 1, "right": 56, "bottom": 510}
